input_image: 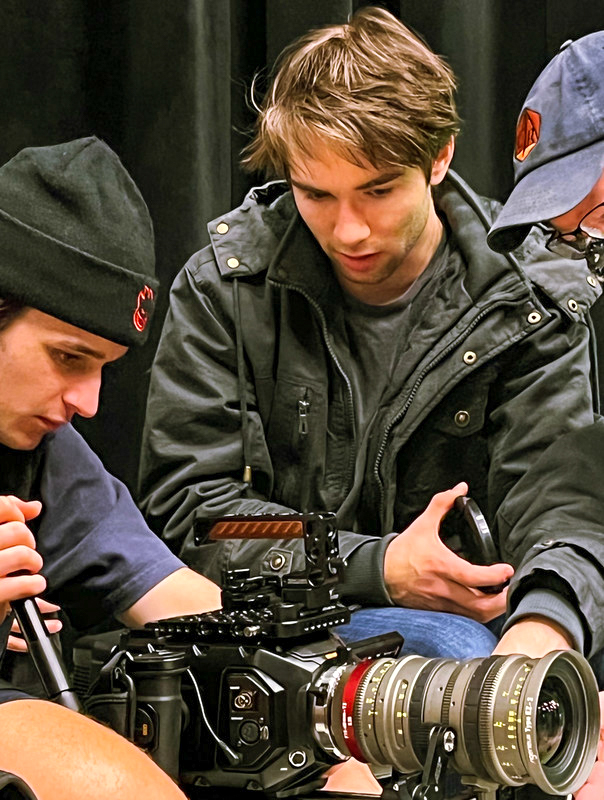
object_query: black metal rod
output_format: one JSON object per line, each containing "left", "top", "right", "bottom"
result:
{"left": 11, "top": 597, "right": 83, "bottom": 713}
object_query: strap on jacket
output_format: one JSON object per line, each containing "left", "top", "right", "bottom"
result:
{"left": 233, "top": 278, "right": 252, "bottom": 485}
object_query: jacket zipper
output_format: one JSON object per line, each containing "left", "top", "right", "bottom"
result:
{"left": 278, "top": 283, "right": 357, "bottom": 489}
{"left": 298, "top": 391, "right": 310, "bottom": 435}
{"left": 374, "top": 298, "right": 531, "bottom": 524}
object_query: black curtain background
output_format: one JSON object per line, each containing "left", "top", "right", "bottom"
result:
{"left": 1, "top": 0, "right": 602, "bottom": 491}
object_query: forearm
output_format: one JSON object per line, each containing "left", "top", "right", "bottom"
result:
{"left": 0, "top": 700, "right": 188, "bottom": 799}
{"left": 495, "top": 424, "right": 604, "bottom": 657}
{"left": 504, "top": 586, "right": 586, "bottom": 651}
{"left": 119, "top": 567, "right": 221, "bottom": 627}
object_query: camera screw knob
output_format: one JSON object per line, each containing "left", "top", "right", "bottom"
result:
{"left": 442, "top": 730, "right": 456, "bottom": 753}
{"left": 268, "top": 552, "right": 286, "bottom": 570}
{"left": 288, "top": 750, "right": 307, "bottom": 768}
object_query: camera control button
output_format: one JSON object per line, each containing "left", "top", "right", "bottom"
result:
{"left": 239, "top": 720, "right": 261, "bottom": 744}
{"left": 134, "top": 706, "right": 156, "bottom": 747}
{"left": 233, "top": 690, "right": 254, "bottom": 710}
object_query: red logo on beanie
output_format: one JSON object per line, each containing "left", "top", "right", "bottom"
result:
{"left": 133, "top": 285, "right": 155, "bottom": 332}
{"left": 515, "top": 108, "right": 541, "bottom": 162}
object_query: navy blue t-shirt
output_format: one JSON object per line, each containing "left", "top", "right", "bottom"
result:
{"left": 0, "top": 424, "right": 185, "bottom": 704}
{"left": 34, "top": 424, "right": 185, "bottom": 631}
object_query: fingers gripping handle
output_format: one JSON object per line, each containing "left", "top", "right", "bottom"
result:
{"left": 11, "top": 597, "right": 83, "bottom": 713}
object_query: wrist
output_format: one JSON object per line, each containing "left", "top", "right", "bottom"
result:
{"left": 495, "top": 616, "right": 573, "bottom": 658}
{"left": 519, "top": 614, "right": 573, "bottom": 641}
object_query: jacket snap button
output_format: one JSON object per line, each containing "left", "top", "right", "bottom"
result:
{"left": 227, "top": 257, "right": 240, "bottom": 269}
{"left": 527, "top": 311, "right": 542, "bottom": 324}
{"left": 567, "top": 298, "right": 579, "bottom": 312}
{"left": 268, "top": 552, "right": 286, "bottom": 570}
{"left": 216, "top": 222, "right": 229, "bottom": 234}
{"left": 587, "top": 275, "right": 598, "bottom": 288}
{"left": 454, "top": 410, "right": 470, "bottom": 427}
{"left": 541, "top": 539, "right": 555, "bottom": 547}
{"left": 463, "top": 351, "right": 477, "bottom": 365}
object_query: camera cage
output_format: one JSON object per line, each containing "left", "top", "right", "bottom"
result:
{"left": 184, "top": 512, "right": 351, "bottom": 643}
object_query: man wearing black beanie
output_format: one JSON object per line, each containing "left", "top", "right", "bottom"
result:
{"left": 0, "top": 137, "right": 221, "bottom": 799}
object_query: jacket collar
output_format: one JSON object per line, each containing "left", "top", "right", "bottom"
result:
{"left": 207, "top": 180, "right": 344, "bottom": 311}
{"left": 207, "top": 173, "right": 600, "bottom": 318}
{"left": 436, "top": 170, "right": 601, "bottom": 319}
{"left": 207, "top": 181, "right": 293, "bottom": 279}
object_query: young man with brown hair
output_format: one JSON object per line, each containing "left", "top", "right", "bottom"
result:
{"left": 140, "top": 7, "right": 600, "bottom": 686}
{"left": 0, "top": 136, "right": 221, "bottom": 799}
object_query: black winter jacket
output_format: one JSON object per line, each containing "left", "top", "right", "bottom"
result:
{"left": 139, "top": 173, "right": 603, "bottom": 653}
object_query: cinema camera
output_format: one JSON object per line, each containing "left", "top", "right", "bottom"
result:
{"left": 70, "top": 513, "right": 599, "bottom": 800}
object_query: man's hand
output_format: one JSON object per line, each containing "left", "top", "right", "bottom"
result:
{"left": 0, "top": 496, "right": 44, "bottom": 625}
{"left": 493, "top": 617, "right": 602, "bottom": 800}
{"left": 383, "top": 483, "right": 514, "bottom": 622}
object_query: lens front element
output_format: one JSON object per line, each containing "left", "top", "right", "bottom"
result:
{"left": 536, "top": 676, "right": 567, "bottom": 764}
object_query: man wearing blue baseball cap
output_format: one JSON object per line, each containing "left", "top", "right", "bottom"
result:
{"left": 489, "top": 32, "right": 604, "bottom": 800}
{"left": 488, "top": 32, "right": 604, "bottom": 271}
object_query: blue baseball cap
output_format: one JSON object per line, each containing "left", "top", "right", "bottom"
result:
{"left": 488, "top": 32, "right": 604, "bottom": 253}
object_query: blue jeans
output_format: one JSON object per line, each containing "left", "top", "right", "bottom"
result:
{"left": 334, "top": 606, "right": 499, "bottom": 659}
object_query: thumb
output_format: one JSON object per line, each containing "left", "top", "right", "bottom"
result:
{"left": 425, "top": 482, "right": 468, "bottom": 524}
{"left": 20, "top": 499, "right": 42, "bottom": 521}
{"left": 4, "top": 496, "right": 42, "bottom": 522}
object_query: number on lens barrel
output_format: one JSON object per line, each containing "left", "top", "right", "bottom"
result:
{"left": 313, "top": 649, "right": 599, "bottom": 796}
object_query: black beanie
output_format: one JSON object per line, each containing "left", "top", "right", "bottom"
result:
{"left": 0, "top": 136, "right": 158, "bottom": 346}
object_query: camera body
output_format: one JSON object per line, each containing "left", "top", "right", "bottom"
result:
{"left": 74, "top": 513, "right": 400, "bottom": 796}
{"left": 73, "top": 513, "right": 601, "bottom": 800}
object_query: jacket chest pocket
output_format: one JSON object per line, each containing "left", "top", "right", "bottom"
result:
{"left": 392, "top": 367, "right": 497, "bottom": 533}
{"left": 430, "top": 366, "right": 496, "bottom": 438}
{"left": 265, "top": 379, "right": 327, "bottom": 508}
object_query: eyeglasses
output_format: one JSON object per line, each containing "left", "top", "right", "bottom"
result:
{"left": 544, "top": 201, "right": 604, "bottom": 280}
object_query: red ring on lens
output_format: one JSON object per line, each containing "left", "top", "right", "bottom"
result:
{"left": 340, "top": 660, "right": 374, "bottom": 762}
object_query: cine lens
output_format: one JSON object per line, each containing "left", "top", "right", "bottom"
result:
{"left": 536, "top": 676, "right": 567, "bottom": 764}
{"left": 319, "top": 649, "right": 599, "bottom": 796}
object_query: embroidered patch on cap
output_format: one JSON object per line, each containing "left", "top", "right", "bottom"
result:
{"left": 133, "top": 285, "right": 155, "bottom": 332}
{"left": 515, "top": 108, "right": 541, "bottom": 162}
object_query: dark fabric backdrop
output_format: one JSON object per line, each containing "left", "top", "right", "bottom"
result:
{"left": 1, "top": 0, "right": 602, "bottom": 490}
